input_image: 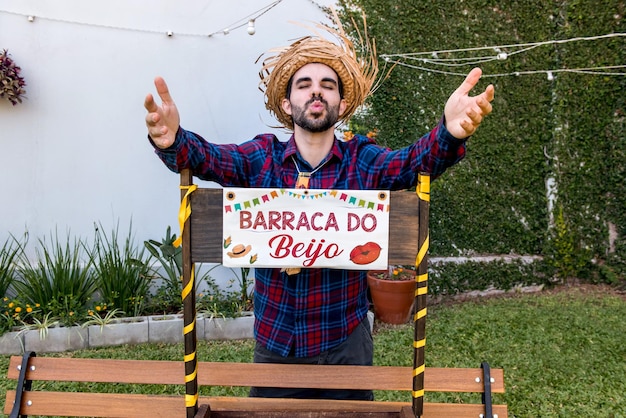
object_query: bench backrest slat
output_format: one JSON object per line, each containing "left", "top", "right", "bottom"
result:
{"left": 7, "top": 356, "right": 504, "bottom": 393}
{"left": 4, "top": 390, "right": 509, "bottom": 418}
{"left": 5, "top": 390, "right": 185, "bottom": 418}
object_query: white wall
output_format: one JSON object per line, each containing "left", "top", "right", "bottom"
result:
{"left": 0, "top": 0, "right": 334, "bottom": 261}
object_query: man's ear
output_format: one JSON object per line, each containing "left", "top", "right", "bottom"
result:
{"left": 281, "top": 98, "right": 292, "bottom": 116}
{"left": 339, "top": 99, "right": 347, "bottom": 117}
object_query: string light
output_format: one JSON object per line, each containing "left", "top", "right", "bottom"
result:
{"left": 381, "top": 61, "right": 626, "bottom": 78}
{"left": 207, "top": 0, "right": 282, "bottom": 37}
{"left": 5, "top": 5, "right": 621, "bottom": 78}
{"left": 247, "top": 19, "right": 256, "bottom": 36}
{"left": 380, "top": 33, "right": 626, "bottom": 77}
{"left": 0, "top": 0, "right": 283, "bottom": 38}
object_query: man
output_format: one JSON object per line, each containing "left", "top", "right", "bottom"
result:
{"left": 145, "top": 24, "right": 494, "bottom": 400}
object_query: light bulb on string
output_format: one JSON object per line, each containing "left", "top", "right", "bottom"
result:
{"left": 247, "top": 19, "right": 256, "bottom": 35}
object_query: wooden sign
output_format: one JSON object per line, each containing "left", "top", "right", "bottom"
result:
{"left": 222, "top": 188, "right": 390, "bottom": 270}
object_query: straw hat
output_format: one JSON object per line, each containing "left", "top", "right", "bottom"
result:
{"left": 227, "top": 244, "right": 252, "bottom": 258}
{"left": 258, "top": 12, "right": 379, "bottom": 130}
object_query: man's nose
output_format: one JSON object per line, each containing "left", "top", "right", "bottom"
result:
{"left": 310, "top": 83, "right": 323, "bottom": 97}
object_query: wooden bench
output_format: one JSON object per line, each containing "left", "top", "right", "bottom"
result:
{"left": 4, "top": 170, "right": 508, "bottom": 417}
{"left": 5, "top": 352, "right": 507, "bottom": 417}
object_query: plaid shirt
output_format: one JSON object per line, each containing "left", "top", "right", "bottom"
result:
{"left": 154, "top": 119, "right": 465, "bottom": 357}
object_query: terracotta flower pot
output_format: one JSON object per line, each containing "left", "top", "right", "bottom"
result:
{"left": 367, "top": 270, "right": 415, "bottom": 325}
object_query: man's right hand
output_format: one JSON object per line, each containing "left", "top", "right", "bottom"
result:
{"left": 144, "top": 77, "right": 180, "bottom": 149}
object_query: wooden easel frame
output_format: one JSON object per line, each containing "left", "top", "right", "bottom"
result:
{"left": 178, "top": 168, "right": 430, "bottom": 418}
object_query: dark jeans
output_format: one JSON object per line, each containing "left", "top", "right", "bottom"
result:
{"left": 249, "top": 318, "right": 374, "bottom": 400}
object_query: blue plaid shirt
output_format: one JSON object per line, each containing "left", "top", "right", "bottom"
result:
{"left": 154, "top": 119, "right": 465, "bottom": 357}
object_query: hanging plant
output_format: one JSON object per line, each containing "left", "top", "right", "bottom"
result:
{"left": 0, "top": 49, "right": 27, "bottom": 105}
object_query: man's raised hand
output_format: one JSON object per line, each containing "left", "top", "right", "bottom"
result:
{"left": 144, "top": 77, "right": 180, "bottom": 149}
{"left": 443, "top": 68, "right": 495, "bottom": 139}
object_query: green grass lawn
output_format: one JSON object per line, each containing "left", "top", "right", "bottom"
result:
{"left": 1, "top": 285, "right": 624, "bottom": 417}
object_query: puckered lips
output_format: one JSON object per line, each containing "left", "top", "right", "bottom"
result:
{"left": 307, "top": 97, "right": 327, "bottom": 115}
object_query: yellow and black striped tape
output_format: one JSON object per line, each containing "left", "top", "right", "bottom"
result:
{"left": 174, "top": 184, "right": 198, "bottom": 248}
{"left": 417, "top": 174, "right": 430, "bottom": 202}
{"left": 412, "top": 174, "right": 430, "bottom": 416}
{"left": 174, "top": 182, "right": 199, "bottom": 412}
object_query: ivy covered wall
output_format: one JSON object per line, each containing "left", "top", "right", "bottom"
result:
{"left": 337, "top": 0, "right": 625, "bottom": 286}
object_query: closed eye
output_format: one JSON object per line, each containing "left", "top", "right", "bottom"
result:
{"left": 321, "top": 78, "right": 338, "bottom": 90}
{"left": 294, "top": 77, "right": 312, "bottom": 89}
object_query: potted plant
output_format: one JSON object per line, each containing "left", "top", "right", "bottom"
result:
{"left": 367, "top": 265, "right": 416, "bottom": 324}
{"left": 0, "top": 49, "right": 26, "bottom": 105}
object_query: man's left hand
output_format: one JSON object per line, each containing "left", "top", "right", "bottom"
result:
{"left": 444, "top": 68, "right": 495, "bottom": 139}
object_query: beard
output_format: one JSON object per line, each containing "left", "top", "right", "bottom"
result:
{"left": 290, "top": 97, "right": 340, "bottom": 133}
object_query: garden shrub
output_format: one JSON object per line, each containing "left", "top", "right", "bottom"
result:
{"left": 337, "top": 0, "right": 625, "bottom": 283}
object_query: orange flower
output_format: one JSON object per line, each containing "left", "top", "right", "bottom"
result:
{"left": 366, "top": 129, "right": 378, "bottom": 139}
